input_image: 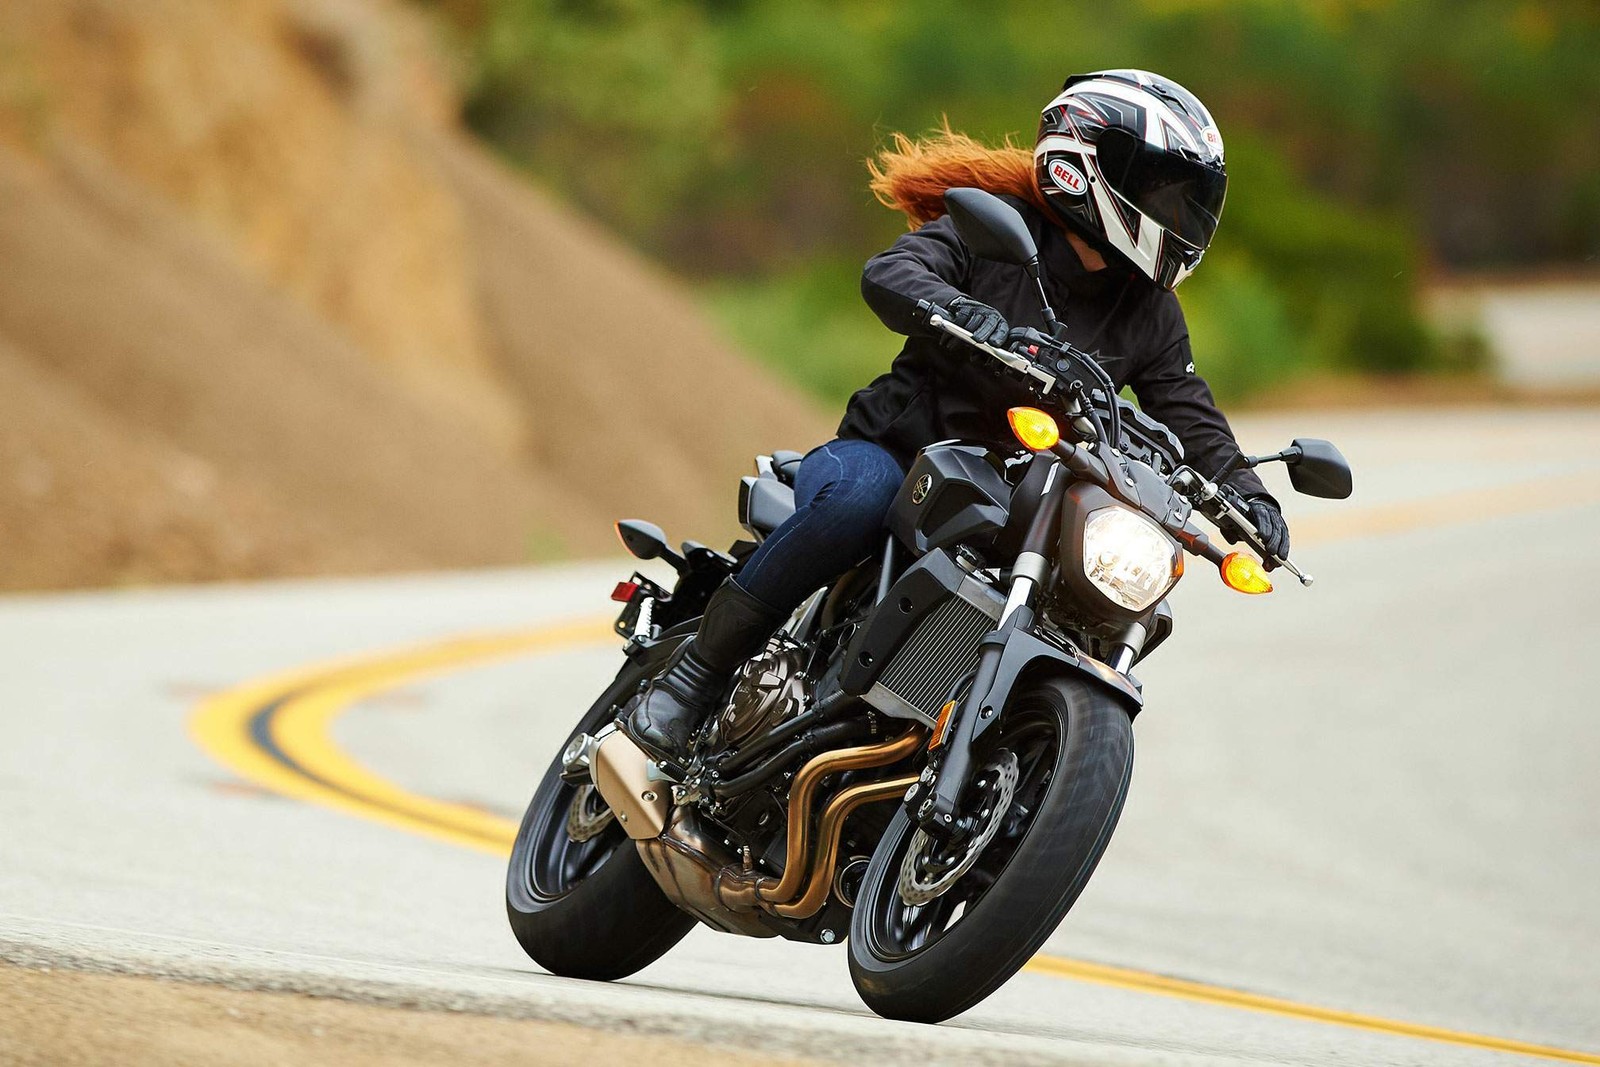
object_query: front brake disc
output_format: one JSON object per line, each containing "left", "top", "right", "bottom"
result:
{"left": 897, "top": 749, "right": 1019, "bottom": 906}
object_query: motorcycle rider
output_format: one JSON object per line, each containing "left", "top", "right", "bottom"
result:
{"left": 627, "top": 69, "right": 1289, "bottom": 763}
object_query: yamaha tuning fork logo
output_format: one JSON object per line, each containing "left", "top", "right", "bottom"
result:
{"left": 911, "top": 474, "right": 933, "bottom": 504}
{"left": 1048, "top": 158, "right": 1087, "bottom": 195}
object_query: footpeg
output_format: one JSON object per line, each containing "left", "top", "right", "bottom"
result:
{"left": 558, "top": 724, "right": 614, "bottom": 785}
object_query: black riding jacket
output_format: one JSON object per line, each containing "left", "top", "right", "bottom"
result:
{"left": 838, "top": 195, "right": 1269, "bottom": 500}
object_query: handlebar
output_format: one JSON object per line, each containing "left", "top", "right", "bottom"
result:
{"left": 923, "top": 300, "right": 1313, "bottom": 587}
{"left": 924, "top": 301, "right": 1128, "bottom": 452}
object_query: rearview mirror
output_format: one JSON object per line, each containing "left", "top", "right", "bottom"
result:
{"left": 615, "top": 519, "right": 675, "bottom": 562}
{"left": 1287, "top": 438, "right": 1352, "bottom": 499}
{"left": 944, "top": 187, "right": 1039, "bottom": 267}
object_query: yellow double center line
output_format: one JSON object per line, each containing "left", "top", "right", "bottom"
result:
{"left": 192, "top": 621, "right": 610, "bottom": 853}
{"left": 191, "top": 475, "right": 1600, "bottom": 1065}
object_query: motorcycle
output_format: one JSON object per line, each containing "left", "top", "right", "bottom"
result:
{"left": 505, "top": 187, "right": 1353, "bottom": 1022}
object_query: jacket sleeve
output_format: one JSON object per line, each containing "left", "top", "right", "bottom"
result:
{"left": 1128, "top": 329, "right": 1272, "bottom": 500}
{"left": 860, "top": 214, "right": 973, "bottom": 337}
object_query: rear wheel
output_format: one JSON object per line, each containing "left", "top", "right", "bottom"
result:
{"left": 848, "top": 675, "right": 1133, "bottom": 1022}
{"left": 505, "top": 659, "right": 695, "bottom": 981}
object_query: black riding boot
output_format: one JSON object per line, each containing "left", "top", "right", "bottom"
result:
{"left": 624, "top": 579, "right": 786, "bottom": 762}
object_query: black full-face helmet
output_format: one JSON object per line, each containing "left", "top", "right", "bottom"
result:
{"left": 1034, "top": 69, "right": 1227, "bottom": 289}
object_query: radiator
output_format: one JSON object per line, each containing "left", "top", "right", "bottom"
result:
{"left": 864, "top": 589, "right": 1001, "bottom": 724}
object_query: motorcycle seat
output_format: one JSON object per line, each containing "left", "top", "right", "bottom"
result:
{"left": 738, "top": 474, "right": 797, "bottom": 541}
{"left": 771, "top": 450, "right": 805, "bottom": 486}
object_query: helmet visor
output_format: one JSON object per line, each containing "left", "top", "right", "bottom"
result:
{"left": 1095, "top": 128, "right": 1227, "bottom": 249}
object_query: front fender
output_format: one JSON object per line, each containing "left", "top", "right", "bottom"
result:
{"left": 969, "top": 628, "right": 1141, "bottom": 743}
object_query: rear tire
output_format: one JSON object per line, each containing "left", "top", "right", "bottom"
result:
{"left": 506, "top": 658, "right": 696, "bottom": 981}
{"left": 848, "top": 674, "right": 1133, "bottom": 1022}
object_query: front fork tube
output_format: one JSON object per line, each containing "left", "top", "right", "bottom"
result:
{"left": 1106, "top": 621, "right": 1147, "bottom": 673}
{"left": 915, "top": 461, "right": 1067, "bottom": 837}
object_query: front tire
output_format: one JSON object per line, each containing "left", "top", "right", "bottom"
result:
{"left": 506, "top": 659, "right": 696, "bottom": 981}
{"left": 848, "top": 675, "right": 1134, "bottom": 1022}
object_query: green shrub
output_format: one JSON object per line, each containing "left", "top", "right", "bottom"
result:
{"left": 1177, "top": 251, "right": 1305, "bottom": 401}
{"left": 706, "top": 260, "right": 892, "bottom": 408}
{"left": 422, "top": 0, "right": 1600, "bottom": 395}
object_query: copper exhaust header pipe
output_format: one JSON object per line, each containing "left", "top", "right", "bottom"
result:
{"left": 756, "top": 727, "right": 923, "bottom": 904}
{"left": 772, "top": 772, "right": 919, "bottom": 918}
{"left": 715, "top": 727, "right": 923, "bottom": 909}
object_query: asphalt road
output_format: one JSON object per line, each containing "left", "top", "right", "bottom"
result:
{"left": 3, "top": 407, "right": 1599, "bottom": 1066}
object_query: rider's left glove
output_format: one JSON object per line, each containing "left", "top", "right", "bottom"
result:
{"left": 947, "top": 296, "right": 1010, "bottom": 348}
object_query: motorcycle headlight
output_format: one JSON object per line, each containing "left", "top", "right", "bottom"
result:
{"left": 1082, "top": 506, "right": 1181, "bottom": 613}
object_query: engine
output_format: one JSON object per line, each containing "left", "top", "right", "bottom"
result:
{"left": 709, "top": 637, "right": 808, "bottom": 752}
{"left": 685, "top": 636, "right": 814, "bottom": 874}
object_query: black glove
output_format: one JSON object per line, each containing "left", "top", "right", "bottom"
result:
{"left": 947, "top": 296, "right": 1010, "bottom": 347}
{"left": 1246, "top": 495, "right": 1290, "bottom": 568}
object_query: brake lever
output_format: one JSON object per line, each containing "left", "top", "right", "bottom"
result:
{"left": 1275, "top": 557, "right": 1314, "bottom": 587}
{"left": 1220, "top": 499, "right": 1314, "bottom": 587}
{"left": 1180, "top": 469, "right": 1314, "bottom": 587}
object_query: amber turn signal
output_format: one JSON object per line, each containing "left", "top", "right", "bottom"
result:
{"left": 1007, "top": 407, "right": 1060, "bottom": 451}
{"left": 928, "top": 700, "right": 957, "bottom": 750}
{"left": 1220, "top": 552, "right": 1274, "bottom": 595}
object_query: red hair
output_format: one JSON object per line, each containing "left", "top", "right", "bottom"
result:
{"left": 867, "top": 121, "right": 1050, "bottom": 229}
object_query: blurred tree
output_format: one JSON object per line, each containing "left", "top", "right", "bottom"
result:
{"left": 446, "top": 0, "right": 726, "bottom": 250}
{"left": 419, "top": 0, "right": 1600, "bottom": 401}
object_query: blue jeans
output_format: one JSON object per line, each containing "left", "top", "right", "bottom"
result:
{"left": 736, "top": 438, "right": 905, "bottom": 612}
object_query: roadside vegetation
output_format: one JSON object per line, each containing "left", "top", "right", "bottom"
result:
{"left": 423, "top": 0, "right": 1599, "bottom": 404}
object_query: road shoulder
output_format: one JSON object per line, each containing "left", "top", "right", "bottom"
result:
{"left": 0, "top": 961, "right": 819, "bottom": 1067}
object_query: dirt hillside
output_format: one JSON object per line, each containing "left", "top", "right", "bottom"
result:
{"left": 0, "top": 0, "right": 829, "bottom": 591}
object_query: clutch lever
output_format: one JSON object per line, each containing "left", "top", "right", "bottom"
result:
{"left": 926, "top": 312, "right": 1058, "bottom": 393}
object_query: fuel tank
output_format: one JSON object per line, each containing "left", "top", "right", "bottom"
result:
{"left": 887, "top": 443, "right": 1011, "bottom": 556}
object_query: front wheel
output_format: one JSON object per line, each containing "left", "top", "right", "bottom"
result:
{"left": 848, "top": 675, "right": 1134, "bottom": 1022}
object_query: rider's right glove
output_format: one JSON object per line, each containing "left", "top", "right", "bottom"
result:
{"left": 947, "top": 296, "right": 1011, "bottom": 347}
{"left": 1246, "top": 495, "right": 1291, "bottom": 567}
{"left": 1217, "top": 487, "right": 1290, "bottom": 569}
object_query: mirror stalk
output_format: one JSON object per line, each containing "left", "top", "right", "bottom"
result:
{"left": 1215, "top": 450, "right": 1251, "bottom": 483}
{"left": 1220, "top": 445, "right": 1302, "bottom": 482}
{"left": 1219, "top": 440, "right": 1353, "bottom": 500}
{"left": 1024, "top": 258, "right": 1063, "bottom": 336}
{"left": 1257, "top": 446, "right": 1301, "bottom": 466}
